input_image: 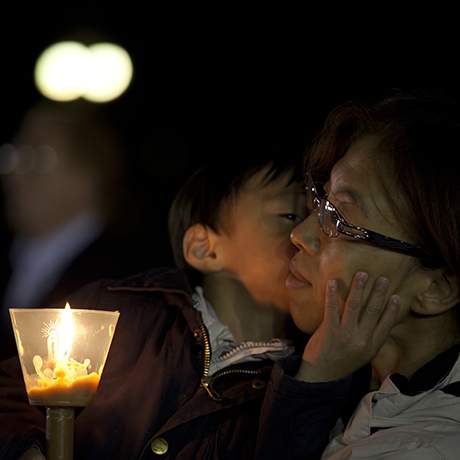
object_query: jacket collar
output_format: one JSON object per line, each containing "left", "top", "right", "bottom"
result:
{"left": 390, "top": 343, "right": 460, "bottom": 396}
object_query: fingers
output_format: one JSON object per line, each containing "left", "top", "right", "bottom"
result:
{"left": 341, "top": 273, "right": 396, "bottom": 344}
{"left": 341, "top": 272, "right": 369, "bottom": 326}
{"left": 359, "top": 276, "right": 390, "bottom": 331}
{"left": 323, "top": 279, "right": 341, "bottom": 328}
{"left": 373, "top": 294, "right": 401, "bottom": 346}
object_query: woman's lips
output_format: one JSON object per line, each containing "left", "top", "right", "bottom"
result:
{"left": 286, "top": 259, "right": 311, "bottom": 289}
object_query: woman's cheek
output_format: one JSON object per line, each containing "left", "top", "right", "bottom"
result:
{"left": 321, "top": 246, "right": 362, "bottom": 285}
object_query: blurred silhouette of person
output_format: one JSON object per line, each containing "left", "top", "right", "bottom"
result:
{"left": 0, "top": 99, "right": 161, "bottom": 360}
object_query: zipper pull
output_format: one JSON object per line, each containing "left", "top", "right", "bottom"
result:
{"left": 201, "top": 376, "right": 222, "bottom": 401}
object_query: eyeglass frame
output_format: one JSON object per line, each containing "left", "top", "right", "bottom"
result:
{"left": 305, "top": 172, "right": 440, "bottom": 266}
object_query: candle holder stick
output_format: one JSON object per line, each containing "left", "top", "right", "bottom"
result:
{"left": 46, "top": 407, "right": 74, "bottom": 460}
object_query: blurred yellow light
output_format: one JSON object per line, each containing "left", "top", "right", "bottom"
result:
{"left": 83, "top": 43, "right": 133, "bottom": 103}
{"left": 34, "top": 41, "right": 133, "bottom": 103}
{"left": 34, "top": 42, "right": 90, "bottom": 101}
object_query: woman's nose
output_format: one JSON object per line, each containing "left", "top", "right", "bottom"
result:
{"left": 290, "top": 214, "right": 320, "bottom": 255}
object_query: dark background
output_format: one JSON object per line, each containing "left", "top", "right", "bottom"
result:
{"left": 0, "top": 7, "right": 456, "bottom": 267}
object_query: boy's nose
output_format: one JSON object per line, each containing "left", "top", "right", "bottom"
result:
{"left": 290, "top": 215, "right": 320, "bottom": 255}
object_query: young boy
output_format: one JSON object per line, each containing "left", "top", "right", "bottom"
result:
{"left": 0, "top": 142, "right": 307, "bottom": 460}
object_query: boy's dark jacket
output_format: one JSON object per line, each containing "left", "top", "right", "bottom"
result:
{"left": 0, "top": 268, "right": 355, "bottom": 460}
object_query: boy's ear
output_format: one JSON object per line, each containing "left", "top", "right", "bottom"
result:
{"left": 412, "top": 270, "right": 460, "bottom": 316}
{"left": 183, "top": 224, "right": 224, "bottom": 273}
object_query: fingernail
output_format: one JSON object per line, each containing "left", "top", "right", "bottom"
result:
{"left": 376, "top": 277, "right": 389, "bottom": 290}
{"left": 357, "top": 272, "right": 368, "bottom": 286}
{"left": 389, "top": 295, "right": 400, "bottom": 309}
{"left": 328, "top": 279, "right": 337, "bottom": 291}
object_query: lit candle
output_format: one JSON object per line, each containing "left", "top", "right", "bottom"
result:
{"left": 27, "top": 303, "right": 101, "bottom": 407}
{"left": 10, "top": 302, "right": 119, "bottom": 460}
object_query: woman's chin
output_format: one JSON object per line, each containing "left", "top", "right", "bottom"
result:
{"left": 287, "top": 298, "right": 318, "bottom": 335}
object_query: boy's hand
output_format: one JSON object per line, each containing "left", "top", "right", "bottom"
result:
{"left": 296, "top": 272, "right": 400, "bottom": 383}
{"left": 19, "top": 448, "right": 46, "bottom": 460}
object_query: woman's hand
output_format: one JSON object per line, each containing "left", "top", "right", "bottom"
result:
{"left": 296, "top": 272, "right": 400, "bottom": 383}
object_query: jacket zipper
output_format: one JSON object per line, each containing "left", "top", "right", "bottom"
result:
{"left": 137, "top": 321, "right": 265, "bottom": 459}
{"left": 198, "top": 322, "right": 263, "bottom": 401}
{"left": 198, "top": 322, "right": 223, "bottom": 401}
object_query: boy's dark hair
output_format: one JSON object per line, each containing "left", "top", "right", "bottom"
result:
{"left": 168, "top": 135, "right": 305, "bottom": 285}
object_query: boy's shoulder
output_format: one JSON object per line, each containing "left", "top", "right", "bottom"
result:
{"left": 68, "top": 267, "right": 195, "bottom": 309}
{"left": 106, "top": 266, "right": 194, "bottom": 294}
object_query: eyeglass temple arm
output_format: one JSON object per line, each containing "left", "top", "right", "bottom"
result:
{"left": 340, "top": 222, "right": 437, "bottom": 261}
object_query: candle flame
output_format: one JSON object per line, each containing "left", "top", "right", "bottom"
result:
{"left": 56, "top": 302, "right": 74, "bottom": 362}
{"left": 32, "top": 302, "right": 95, "bottom": 397}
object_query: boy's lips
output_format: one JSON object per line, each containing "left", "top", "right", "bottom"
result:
{"left": 286, "top": 259, "right": 311, "bottom": 289}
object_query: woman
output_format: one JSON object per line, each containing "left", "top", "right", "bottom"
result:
{"left": 258, "top": 92, "right": 460, "bottom": 459}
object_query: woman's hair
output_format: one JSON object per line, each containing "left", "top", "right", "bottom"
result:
{"left": 306, "top": 91, "right": 460, "bottom": 278}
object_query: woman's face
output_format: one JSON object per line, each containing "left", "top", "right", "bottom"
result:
{"left": 287, "top": 134, "right": 429, "bottom": 334}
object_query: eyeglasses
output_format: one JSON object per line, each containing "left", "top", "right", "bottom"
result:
{"left": 305, "top": 173, "right": 439, "bottom": 265}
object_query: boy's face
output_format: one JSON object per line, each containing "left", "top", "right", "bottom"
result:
{"left": 217, "top": 167, "right": 307, "bottom": 310}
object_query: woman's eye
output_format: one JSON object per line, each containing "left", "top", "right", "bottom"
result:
{"left": 327, "top": 196, "right": 350, "bottom": 215}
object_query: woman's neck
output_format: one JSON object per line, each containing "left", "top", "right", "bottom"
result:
{"left": 372, "top": 309, "right": 460, "bottom": 385}
{"left": 202, "top": 274, "right": 289, "bottom": 343}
